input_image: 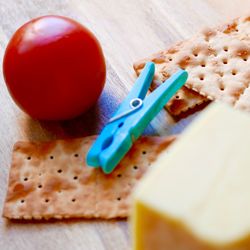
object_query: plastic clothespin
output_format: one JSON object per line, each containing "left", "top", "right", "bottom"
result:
{"left": 86, "top": 62, "right": 188, "bottom": 174}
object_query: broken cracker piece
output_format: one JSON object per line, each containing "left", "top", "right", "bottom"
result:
{"left": 3, "top": 135, "right": 175, "bottom": 220}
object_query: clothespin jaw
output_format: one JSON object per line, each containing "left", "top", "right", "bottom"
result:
{"left": 86, "top": 62, "right": 188, "bottom": 174}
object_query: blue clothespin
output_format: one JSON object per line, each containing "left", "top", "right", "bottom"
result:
{"left": 87, "top": 62, "right": 188, "bottom": 174}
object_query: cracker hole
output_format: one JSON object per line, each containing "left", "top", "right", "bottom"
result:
{"left": 27, "top": 156, "right": 31, "bottom": 160}
{"left": 117, "top": 197, "right": 121, "bottom": 201}
{"left": 201, "top": 63, "right": 206, "bottom": 67}
{"left": 45, "top": 199, "right": 50, "bottom": 203}
{"left": 175, "top": 95, "right": 180, "bottom": 99}
{"left": 50, "top": 155, "right": 54, "bottom": 160}
{"left": 199, "top": 75, "right": 204, "bottom": 81}
{"left": 193, "top": 53, "right": 198, "bottom": 57}
{"left": 169, "top": 57, "right": 173, "bottom": 61}
{"left": 223, "top": 59, "right": 228, "bottom": 64}
{"left": 57, "top": 169, "right": 63, "bottom": 173}
{"left": 72, "top": 198, "right": 76, "bottom": 202}
{"left": 243, "top": 58, "right": 248, "bottom": 61}
{"left": 21, "top": 199, "right": 25, "bottom": 203}
{"left": 38, "top": 184, "right": 42, "bottom": 189}
{"left": 74, "top": 154, "right": 79, "bottom": 157}
{"left": 73, "top": 176, "right": 78, "bottom": 180}
{"left": 133, "top": 166, "right": 138, "bottom": 170}
{"left": 219, "top": 72, "right": 224, "bottom": 77}
{"left": 24, "top": 177, "right": 28, "bottom": 181}
{"left": 142, "top": 151, "right": 147, "bottom": 155}
{"left": 232, "top": 70, "right": 237, "bottom": 76}
{"left": 235, "top": 29, "right": 239, "bottom": 32}
{"left": 220, "top": 83, "right": 225, "bottom": 91}
{"left": 58, "top": 190, "right": 62, "bottom": 193}
{"left": 117, "top": 174, "right": 122, "bottom": 178}
{"left": 223, "top": 47, "right": 228, "bottom": 52}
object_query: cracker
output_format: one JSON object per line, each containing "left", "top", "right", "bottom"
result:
{"left": 3, "top": 135, "right": 175, "bottom": 220}
{"left": 134, "top": 14, "right": 250, "bottom": 114}
{"left": 182, "top": 29, "right": 250, "bottom": 106}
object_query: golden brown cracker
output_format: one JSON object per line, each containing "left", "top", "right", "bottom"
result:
{"left": 182, "top": 30, "right": 250, "bottom": 106}
{"left": 134, "top": 14, "right": 250, "bottom": 115}
{"left": 3, "top": 135, "right": 175, "bottom": 220}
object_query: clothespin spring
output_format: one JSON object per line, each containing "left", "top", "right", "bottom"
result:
{"left": 108, "top": 98, "right": 143, "bottom": 123}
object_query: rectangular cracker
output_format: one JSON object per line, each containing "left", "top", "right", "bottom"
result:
{"left": 3, "top": 135, "right": 175, "bottom": 220}
{"left": 134, "top": 14, "right": 250, "bottom": 115}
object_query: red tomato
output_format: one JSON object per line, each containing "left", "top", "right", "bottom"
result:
{"left": 3, "top": 15, "right": 106, "bottom": 120}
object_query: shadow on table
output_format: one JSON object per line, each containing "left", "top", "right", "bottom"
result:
{"left": 17, "top": 89, "right": 120, "bottom": 141}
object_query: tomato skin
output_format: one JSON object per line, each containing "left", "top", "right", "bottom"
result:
{"left": 3, "top": 15, "right": 106, "bottom": 120}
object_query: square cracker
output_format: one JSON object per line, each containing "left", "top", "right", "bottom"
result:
{"left": 3, "top": 135, "right": 175, "bottom": 220}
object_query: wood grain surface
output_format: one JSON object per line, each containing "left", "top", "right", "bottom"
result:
{"left": 0, "top": 1, "right": 249, "bottom": 249}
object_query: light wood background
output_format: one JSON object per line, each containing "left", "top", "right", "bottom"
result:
{"left": 0, "top": 1, "right": 249, "bottom": 249}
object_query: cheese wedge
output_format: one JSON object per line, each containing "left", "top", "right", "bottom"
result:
{"left": 132, "top": 103, "right": 250, "bottom": 250}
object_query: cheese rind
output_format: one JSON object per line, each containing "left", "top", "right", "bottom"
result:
{"left": 132, "top": 103, "right": 250, "bottom": 250}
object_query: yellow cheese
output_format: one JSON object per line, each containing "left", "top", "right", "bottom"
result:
{"left": 132, "top": 103, "right": 250, "bottom": 250}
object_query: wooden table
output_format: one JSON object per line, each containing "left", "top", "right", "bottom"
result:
{"left": 0, "top": 1, "right": 249, "bottom": 249}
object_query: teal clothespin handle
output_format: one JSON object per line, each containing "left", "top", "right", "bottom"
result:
{"left": 86, "top": 62, "right": 155, "bottom": 169}
{"left": 129, "top": 69, "right": 188, "bottom": 138}
{"left": 87, "top": 63, "right": 188, "bottom": 174}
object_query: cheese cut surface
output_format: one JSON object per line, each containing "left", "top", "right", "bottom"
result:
{"left": 132, "top": 103, "right": 250, "bottom": 250}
